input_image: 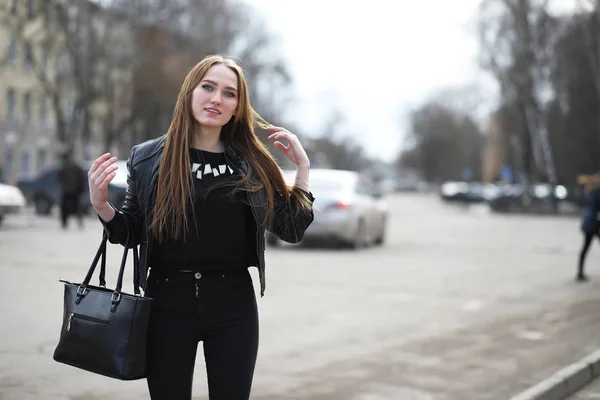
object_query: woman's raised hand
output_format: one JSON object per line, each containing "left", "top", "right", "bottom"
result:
{"left": 88, "top": 153, "right": 119, "bottom": 212}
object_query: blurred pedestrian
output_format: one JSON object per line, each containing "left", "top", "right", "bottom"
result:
{"left": 87, "top": 55, "right": 315, "bottom": 399}
{"left": 576, "top": 173, "right": 600, "bottom": 281}
{"left": 58, "top": 154, "right": 85, "bottom": 230}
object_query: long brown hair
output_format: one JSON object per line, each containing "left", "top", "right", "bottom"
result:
{"left": 152, "top": 55, "right": 311, "bottom": 242}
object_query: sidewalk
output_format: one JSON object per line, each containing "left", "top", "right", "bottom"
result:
{"left": 510, "top": 349, "right": 600, "bottom": 400}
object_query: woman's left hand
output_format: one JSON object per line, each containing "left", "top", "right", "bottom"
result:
{"left": 267, "top": 126, "right": 310, "bottom": 167}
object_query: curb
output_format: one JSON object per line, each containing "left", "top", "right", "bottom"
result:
{"left": 510, "top": 349, "right": 600, "bottom": 400}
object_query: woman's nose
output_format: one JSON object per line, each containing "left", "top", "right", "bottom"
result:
{"left": 210, "top": 93, "right": 222, "bottom": 104}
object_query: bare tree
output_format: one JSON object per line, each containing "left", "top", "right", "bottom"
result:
{"left": 478, "top": 0, "right": 558, "bottom": 197}
{"left": 302, "top": 111, "right": 370, "bottom": 172}
{"left": 398, "top": 100, "right": 484, "bottom": 182}
{"left": 0, "top": 1, "right": 111, "bottom": 156}
{"left": 1, "top": 0, "right": 295, "bottom": 163}
{"left": 98, "top": 0, "right": 295, "bottom": 157}
{"left": 548, "top": 12, "right": 600, "bottom": 183}
{"left": 574, "top": 0, "right": 600, "bottom": 148}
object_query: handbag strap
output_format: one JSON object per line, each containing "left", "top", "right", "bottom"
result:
{"left": 80, "top": 223, "right": 141, "bottom": 297}
{"left": 117, "top": 218, "right": 141, "bottom": 295}
{"left": 82, "top": 233, "right": 109, "bottom": 288}
{"left": 132, "top": 239, "right": 140, "bottom": 295}
{"left": 99, "top": 234, "right": 107, "bottom": 287}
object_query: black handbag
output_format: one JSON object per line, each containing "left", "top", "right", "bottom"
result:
{"left": 53, "top": 229, "right": 152, "bottom": 380}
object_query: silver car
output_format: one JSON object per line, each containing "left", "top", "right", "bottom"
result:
{"left": 0, "top": 183, "right": 26, "bottom": 227}
{"left": 267, "top": 168, "right": 388, "bottom": 248}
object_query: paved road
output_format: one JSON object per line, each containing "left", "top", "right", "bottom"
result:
{"left": 1, "top": 193, "right": 600, "bottom": 400}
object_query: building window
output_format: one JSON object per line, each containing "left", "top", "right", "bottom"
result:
{"left": 4, "top": 147, "right": 13, "bottom": 181}
{"left": 56, "top": 54, "right": 65, "bottom": 75}
{"left": 24, "top": 42, "right": 32, "bottom": 71}
{"left": 8, "top": 38, "right": 17, "bottom": 66}
{"left": 66, "top": 92, "right": 75, "bottom": 117}
{"left": 27, "top": 0, "right": 34, "bottom": 18}
{"left": 6, "top": 89, "right": 16, "bottom": 121}
{"left": 37, "top": 148, "right": 47, "bottom": 171}
{"left": 20, "top": 150, "right": 31, "bottom": 178}
{"left": 39, "top": 95, "right": 46, "bottom": 126}
{"left": 40, "top": 47, "right": 47, "bottom": 70}
{"left": 24, "top": 92, "right": 31, "bottom": 123}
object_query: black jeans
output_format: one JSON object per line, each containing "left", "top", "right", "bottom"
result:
{"left": 579, "top": 232, "right": 600, "bottom": 275}
{"left": 144, "top": 268, "right": 259, "bottom": 400}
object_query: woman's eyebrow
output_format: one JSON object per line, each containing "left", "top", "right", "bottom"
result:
{"left": 201, "top": 79, "right": 238, "bottom": 92}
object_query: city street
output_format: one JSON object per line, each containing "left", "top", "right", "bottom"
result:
{"left": 1, "top": 193, "right": 600, "bottom": 399}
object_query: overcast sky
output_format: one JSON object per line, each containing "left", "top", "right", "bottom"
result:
{"left": 242, "top": 0, "right": 582, "bottom": 163}
{"left": 243, "top": 0, "right": 493, "bottom": 162}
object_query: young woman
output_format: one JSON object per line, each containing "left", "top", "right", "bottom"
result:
{"left": 87, "top": 55, "right": 315, "bottom": 399}
{"left": 577, "top": 174, "right": 600, "bottom": 281}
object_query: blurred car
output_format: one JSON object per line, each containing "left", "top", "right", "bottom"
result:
{"left": 108, "top": 160, "right": 129, "bottom": 207}
{"left": 17, "top": 160, "right": 128, "bottom": 215}
{"left": 439, "top": 181, "right": 500, "bottom": 203}
{"left": 267, "top": 168, "right": 388, "bottom": 248}
{"left": 0, "top": 182, "right": 26, "bottom": 226}
{"left": 439, "top": 181, "right": 470, "bottom": 202}
{"left": 488, "top": 183, "right": 568, "bottom": 213}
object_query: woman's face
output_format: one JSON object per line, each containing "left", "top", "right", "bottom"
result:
{"left": 191, "top": 64, "right": 239, "bottom": 129}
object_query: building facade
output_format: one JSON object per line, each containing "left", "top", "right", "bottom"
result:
{"left": 0, "top": 0, "right": 131, "bottom": 184}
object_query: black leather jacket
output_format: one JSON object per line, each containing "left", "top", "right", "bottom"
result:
{"left": 100, "top": 135, "right": 315, "bottom": 296}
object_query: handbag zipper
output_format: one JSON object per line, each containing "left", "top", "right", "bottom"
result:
{"left": 67, "top": 312, "right": 110, "bottom": 331}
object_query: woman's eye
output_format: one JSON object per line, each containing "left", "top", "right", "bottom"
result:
{"left": 225, "top": 91, "right": 236, "bottom": 98}
{"left": 202, "top": 84, "right": 213, "bottom": 91}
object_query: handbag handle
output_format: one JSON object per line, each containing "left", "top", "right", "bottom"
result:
{"left": 77, "top": 222, "right": 140, "bottom": 311}
{"left": 99, "top": 237, "right": 107, "bottom": 287}
{"left": 96, "top": 229, "right": 140, "bottom": 294}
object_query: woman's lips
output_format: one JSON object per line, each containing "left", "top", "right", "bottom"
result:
{"left": 204, "top": 108, "right": 221, "bottom": 115}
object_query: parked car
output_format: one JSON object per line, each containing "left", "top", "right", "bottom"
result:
{"left": 439, "top": 181, "right": 501, "bottom": 203}
{"left": 488, "top": 183, "right": 568, "bottom": 213}
{"left": 17, "top": 161, "right": 128, "bottom": 215}
{"left": 0, "top": 182, "right": 26, "bottom": 226}
{"left": 267, "top": 169, "right": 388, "bottom": 248}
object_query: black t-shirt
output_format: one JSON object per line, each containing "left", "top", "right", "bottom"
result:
{"left": 151, "top": 148, "right": 255, "bottom": 272}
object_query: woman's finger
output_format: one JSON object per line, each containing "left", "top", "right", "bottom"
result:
{"left": 266, "top": 125, "right": 285, "bottom": 132}
{"left": 268, "top": 128, "right": 295, "bottom": 138}
{"left": 99, "top": 171, "right": 116, "bottom": 190}
{"left": 89, "top": 153, "right": 111, "bottom": 175}
{"left": 91, "top": 157, "right": 118, "bottom": 181}
{"left": 269, "top": 133, "right": 297, "bottom": 144}
{"left": 94, "top": 164, "right": 118, "bottom": 187}
{"left": 274, "top": 141, "right": 288, "bottom": 152}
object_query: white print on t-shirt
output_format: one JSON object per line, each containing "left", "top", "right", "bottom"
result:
{"left": 191, "top": 163, "right": 234, "bottom": 180}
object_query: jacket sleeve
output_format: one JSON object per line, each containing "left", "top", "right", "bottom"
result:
{"left": 98, "top": 147, "right": 144, "bottom": 248}
{"left": 269, "top": 187, "right": 315, "bottom": 243}
{"left": 593, "top": 191, "right": 600, "bottom": 218}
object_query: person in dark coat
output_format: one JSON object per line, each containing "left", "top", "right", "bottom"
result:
{"left": 58, "top": 154, "right": 85, "bottom": 229}
{"left": 577, "top": 174, "right": 600, "bottom": 281}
